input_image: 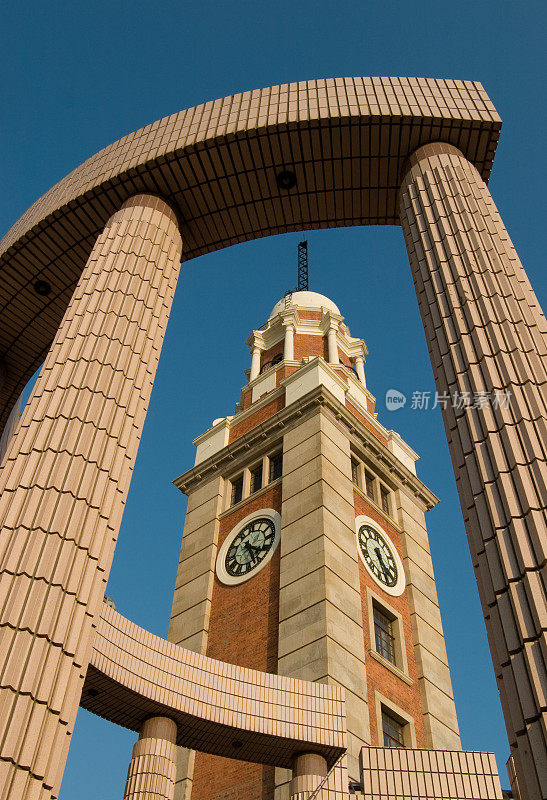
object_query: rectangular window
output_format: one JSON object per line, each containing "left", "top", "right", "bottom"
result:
{"left": 374, "top": 605, "right": 396, "bottom": 665}
{"left": 231, "top": 475, "right": 243, "bottom": 506}
{"left": 351, "top": 459, "right": 359, "bottom": 485}
{"left": 250, "top": 464, "right": 263, "bottom": 494}
{"left": 365, "top": 471, "right": 375, "bottom": 500}
{"left": 382, "top": 711, "right": 405, "bottom": 748}
{"left": 269, "top": 452, "right": 283, "bottom": 482}
{"left": 380, "top": 485, "right": 391, "bottom": 515}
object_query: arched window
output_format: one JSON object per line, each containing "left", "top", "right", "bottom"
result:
{"left": 260, "top": 353, "right": 283, "bottom": 374}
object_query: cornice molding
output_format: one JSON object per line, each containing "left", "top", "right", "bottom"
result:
{"left": 176, "top": 385, "right": 438, "bottom": 510}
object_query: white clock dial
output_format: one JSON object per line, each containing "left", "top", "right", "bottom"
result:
{"left": 355, "top": 515, "right": 405, "bottom": 596}
{"left": 216, "top": 509, "right": 281, "bottom": 586}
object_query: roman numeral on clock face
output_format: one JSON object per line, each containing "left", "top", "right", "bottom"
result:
{"left": 224, "top": 518, "right": 276, "bottom": 578}
{"left": 358, "top": 523, "right": 399, "bottom": 588}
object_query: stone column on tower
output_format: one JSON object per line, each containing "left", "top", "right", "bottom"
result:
{"left": 283, "top": 323, "right": 295, "bottom": 361}
{"left": 248, "top": 331, "right": 265, "bottom": 382}
{"left": 354, "top": 355, "right": 366, "bottom": 386}
{"left": 399, "top": 142, "right": 547, "bottom": 800}
{"left": 280, "top": 308, "right": 299, "bottom": 364}
{"left": 326, "top": 323, "right": 340, "bottom": 364}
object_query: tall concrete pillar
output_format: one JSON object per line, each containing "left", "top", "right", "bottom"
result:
{"left": 0, "top": 390, "right": 22, "bottom": 463}
{"left": 289, "top": 753, "right": 328, "bottom": 799}
{"left": 399, "top": 143, "right": 547, "bottom": 800}
{"left": 0, "top": 195, "right": 183, "bottom": 800}
{"left": 123, "top": 717, "right": 178, "bottom": 800}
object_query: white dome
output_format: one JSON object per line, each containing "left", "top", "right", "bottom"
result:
{"left": 269, "top": 291, "right": 340, "bottom": 319}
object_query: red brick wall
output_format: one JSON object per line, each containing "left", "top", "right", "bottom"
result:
{"left": 337, "top": 347, "right": 352, "bottom": 367}
{"left": 192, "top": 757, "right": 274, "bottom": 800}
{"left": 229, "top": 396, "right": 285, "bottom": 442}
{"left": 276, "top": 364, "right": 300, "bottom": 385}
{"left": 207, "top": 485, "right": 282, "bottom": 671}
{"left": 192, "top": 485, "right": 282, "bottom": 800}
{"left": 293, "top": 333, "right": 326, "bottom": 361}
{"left": 346, "top": 400, "right": 388, "bottom": 446}
{"left": 260, "top": 342, "right": 284, "bottom": 368}
{"left": 353, "top": 491, "right": 427, "bottom": 748}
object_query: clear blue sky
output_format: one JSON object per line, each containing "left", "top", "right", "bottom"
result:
{"left": 1, "top": 1, "right": 545, "bottom": 797}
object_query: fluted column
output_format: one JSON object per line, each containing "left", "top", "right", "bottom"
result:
{"left": 123, "top": 717, "right": 178, "bottom": 800}
{"left": 399, "top": 143, "right": 547, "bottom": 800}
{"left": 0, "top": 195, "right": 183, "bottom": 800}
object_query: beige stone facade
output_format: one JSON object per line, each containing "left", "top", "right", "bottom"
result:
{"left": 0, "top": 78, "right": 543, "bottom": 800}
{"left": 278, "top": 409, "right": 370, "bottom": 782}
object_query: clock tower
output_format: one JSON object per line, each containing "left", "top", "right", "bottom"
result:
{"left": 167, "top": 290, "right": 461, "bottom": 800}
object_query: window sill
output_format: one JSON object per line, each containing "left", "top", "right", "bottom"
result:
{"left": 369, "top": 648, "right": 413, "bottom": 685}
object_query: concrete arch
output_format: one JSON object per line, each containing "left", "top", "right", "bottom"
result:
{"left": 83, "top": 604, "right": 345, "bottom": 769}
{"left": 1, "top": 78, "right": 545, "bottom": 800}
{"left": 0, "top": 77, "right": 501, "bottom": 435}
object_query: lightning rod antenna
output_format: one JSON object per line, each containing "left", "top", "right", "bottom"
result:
{"left": 297, "top": 241, "right": 309, "bottom": 291}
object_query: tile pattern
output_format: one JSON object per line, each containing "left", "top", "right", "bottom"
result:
{"left": 288, "top": 748, "right": 504, "bottom": 800}
{"left": 360, "top": 747, "right": 503, "bottom": 799}
{"left": 289, "top": 755, "right": 350, "bottom": 800}
{"left": 0, "top": 195, "right": 183, "bottom": 800}
{"left": 0, "top": 80, "right": 539, "bottom": 800}
{"left": 0, "top": 78, "right": 501, "bottom": 437}
{"left": 123, "top": 717, "right": 178, "bottom": 800}
{"left": 82, "top": 604, "right": 347, "bottom": 770}
{"left": 399, "top": 143, "right": 546, "bottom": 800}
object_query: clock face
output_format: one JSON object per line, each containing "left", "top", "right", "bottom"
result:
{"left": 355, "top": 516, "right": 405, "bottom": 596}
{"left": 225, "top": 518, "right": 275, "bottom": 577}
{"left": 216, "top": 509, "right": 281, "bottom": 585}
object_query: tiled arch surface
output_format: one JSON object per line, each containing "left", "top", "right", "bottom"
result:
{"left": 0, "top": 77, "right": 501, "bottom": 434}
{"left": 81, "top": 604, "right": 346, "bottom": 770}
{"left": 0, "top": 78, "right": 544, "bottom": 800}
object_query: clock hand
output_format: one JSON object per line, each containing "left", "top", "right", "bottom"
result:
{"left": 245, "top": 542, "right": 259, "bottom": 563}
{"left": 375, "top": 547, "right": 393, "bottom": 576}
